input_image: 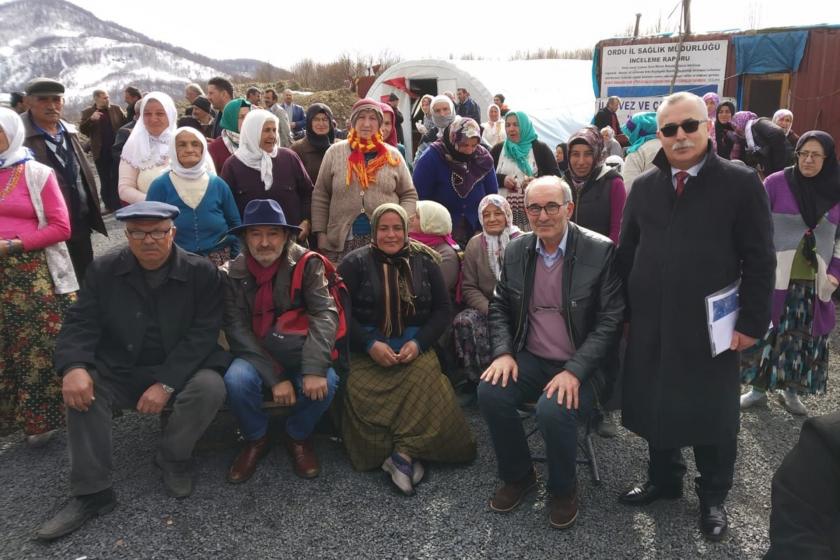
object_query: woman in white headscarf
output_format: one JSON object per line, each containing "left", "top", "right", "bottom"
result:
{"left": 220, "top": 109, "right": 313, "bottom": 242}
{"left": 481, "top": 104, "right": 506, "bottom": 147}
{"left": 145, "top": 126, "right": 241, "bottom": 266}
{"left": 118, "top": 91, "right": 179, "bottom": 204}
{"left": 0, "top": 107, "right": 77, "bottom": 446}
{"left": 452, "top": 194, "right": 521, "bottom": 385}
{"left": 773, "top": 109, "right": 800, "bottom": 165}
{"left": 415, "top": 95, "right": 457, "bottom": 161}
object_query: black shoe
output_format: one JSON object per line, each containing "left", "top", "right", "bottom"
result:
{"left": 35, "top": 488, "right": 116, "bottom": 541}
{"left": 700, "top": 504, "right": 728, "bottom": 541}
{"left": 618, "top": 480, "right": 683, "bottom": 505}
{"left": 154, "top": 455, "right": 193, "bottom": 498}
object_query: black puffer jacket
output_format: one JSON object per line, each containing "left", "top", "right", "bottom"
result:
{"left": 487, "top": 223, "right": 624, "bottom": 398}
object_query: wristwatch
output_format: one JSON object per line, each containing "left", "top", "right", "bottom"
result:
{"left": 160, "top": 383, "right": 175, "bottom": 394}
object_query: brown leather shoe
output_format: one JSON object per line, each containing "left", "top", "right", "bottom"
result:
{"left": 489, "top": 467, "right": 538, "bottom": 512}
{"left": 549, "top": 483, "right": 579, "bottom": 529}
{"left": 284, "top": 435, "right": 320, "bottom": 478}
{"left": 227, "top": 435, "right": 270, "bottom": 484}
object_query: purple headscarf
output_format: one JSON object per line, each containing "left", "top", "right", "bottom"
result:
{"left": 567, "top": 126, "right": 605, "bottom": 187}
{"left": 703, "top": 92, "right": 720, "bottom": 120}
{"left": 732, "top": 111, "right": 758, "bottom": 137}
{"left": 430, "top": 117, "right": 494, "bottom": 198}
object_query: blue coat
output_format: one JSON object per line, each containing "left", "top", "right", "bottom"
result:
{"left": 412, "top": 146, "right": 498, "bottom": 233}
{"left": 146, "top": 173, "right": 241, "bottom": 255}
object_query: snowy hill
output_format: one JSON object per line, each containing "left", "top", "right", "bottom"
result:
{"left": 0, "top": 0, "right": 290, "bottom": 116}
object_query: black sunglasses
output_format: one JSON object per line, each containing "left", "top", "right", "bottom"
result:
{"left": 660, "top": 118, "right": 707, "bottom": 137}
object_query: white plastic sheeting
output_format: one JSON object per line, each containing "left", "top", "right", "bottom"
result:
{"left": 367, "top": 59, "right": 595, "bottom": 160}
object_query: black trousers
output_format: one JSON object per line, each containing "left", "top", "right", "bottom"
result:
{"left": 66, "top": 233, "right": 93, "bottom": 285}
{"left": 648, "top": 438, "right": 737, "bottom": 506}
{"left": 94, "top": 153, "right": 120, "bottom": 212}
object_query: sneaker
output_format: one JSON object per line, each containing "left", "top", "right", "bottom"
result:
{"left": 382, "top": 453, "right": 415, "bottom": 496}
{"left": 739, "top": 388, "right": 768, "bottom": 410}
{"left": 596, "top": 411, "right": 618, "bottom": 438}
{"left": 489, "top": 468, "right": 538, "bottom": 512}
{"left": 412, "top": 460, "right": 425, "bottom": 485}
{"left": 779, "top": 389, "right": 808, "bottom": 416}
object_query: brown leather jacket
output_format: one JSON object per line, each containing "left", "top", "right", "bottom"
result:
{"left": 222, "top": 242, "right": 338, "bottom": 386}
{"left": 79, "top": 104, "right": 127, "bottom": 160}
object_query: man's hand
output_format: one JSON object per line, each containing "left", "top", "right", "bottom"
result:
{"left": 62, "top": 368, "right": 95, "bottom": 412}
{"left": 480, "top": 354, "right": 518, "bottom": 387}
{"left": 369, "top": 341, "right": 399, "bottom": 368}
{"left": 272, "top": 380, "right": 296, "bottom": 407}
{"left": 136, "top": 383, "right": 172, "bottom": 415}
{"left": 396, "top": 340, "right": 419, "bottom": 364}
{"left": 730, "top": 330, "right": 758, "bottom": 352}
{"left": 302, "top": 375, "right": 328, "bottom": 401}
{"left": 544, "top": 370, "right": 580, "bottom": 409}
{"left": 89, "top": 111, "right": 102, "bottom": 121}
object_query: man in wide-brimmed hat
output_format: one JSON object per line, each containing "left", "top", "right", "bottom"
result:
{"left": 222, "top": 199, "right": 339, "bottom": 483}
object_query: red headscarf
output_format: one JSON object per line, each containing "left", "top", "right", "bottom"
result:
{"left": 379, "top": 102, "right": 399, "bottom": 147}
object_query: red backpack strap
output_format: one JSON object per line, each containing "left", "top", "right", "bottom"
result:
{"left": 289, "top": 250, "right": 315, "bottom": 302}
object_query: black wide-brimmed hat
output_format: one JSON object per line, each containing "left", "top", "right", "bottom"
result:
{"left": 227, "top": 199, "right": 301, "bottom": 235}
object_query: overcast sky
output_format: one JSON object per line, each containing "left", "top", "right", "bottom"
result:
{"left": 39, "top": 0, "right": 840, "bottom": 68}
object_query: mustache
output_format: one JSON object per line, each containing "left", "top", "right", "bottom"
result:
{"left": 671, "top": 140, "right": 696, "bottom": 150}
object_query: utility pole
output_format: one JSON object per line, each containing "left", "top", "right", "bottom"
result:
{"left": 683, "top": 0, "right": 692, "bottom": 35}
{"left": 633, "top": 13, "right": 642, "bottom": 38}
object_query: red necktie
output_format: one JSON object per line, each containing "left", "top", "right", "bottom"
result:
{"left": 675, "top": 171, "right": 689, "bottom": 197}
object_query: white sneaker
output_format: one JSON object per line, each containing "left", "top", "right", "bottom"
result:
{"left": 412, "top": 461, "right": 425, "bottom": 485}
{"left": 382, "top": 456, "right": 415, "bottom": 496}
{"left": 739, "top": 389, "right": 768, "bottom": 410}
{"left": 779, "top": 389, "right": 808, "bottom": 416}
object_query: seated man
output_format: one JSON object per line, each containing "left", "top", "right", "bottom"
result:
{"left": 478, "top": 176, "right": 624, "bottom": 529}
{"left": 37, "top": 201, "right": 229, "bottom": 541}
{"left": 222, "top": 199, "right": 339, "bottom": 482}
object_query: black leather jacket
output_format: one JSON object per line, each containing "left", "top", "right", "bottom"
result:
{"left": 487, "top": 222, "right": 624, "bottom": 397}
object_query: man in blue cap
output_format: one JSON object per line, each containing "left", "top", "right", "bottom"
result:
{"left": 223, "top": 199, "right": 339, "bottom": 483}
{"left": 36, "top": 201, "right": 230, "bottom": 541}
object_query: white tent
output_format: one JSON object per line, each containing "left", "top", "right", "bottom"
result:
{"left": 367, "top": 59, "right": 595, "bottom": 161}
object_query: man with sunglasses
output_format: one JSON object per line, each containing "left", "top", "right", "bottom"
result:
{"left": 616, "top": 92, "right": 775, "bottom": 541}
{"left": 479, "top": 176, "right": 624, "bottom": 530}
{"left": 37, "top": 201, "right": 230, "bottom": 541}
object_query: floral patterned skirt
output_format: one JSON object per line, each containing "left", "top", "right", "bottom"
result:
{"left": 0, "top": 250, "right": 76, "bottom": 435}
{"left": 740, "top": 280, "right": 828, "bottom": 394}
{"left": 452, "top": 308, "right": 492, "bottom": 383}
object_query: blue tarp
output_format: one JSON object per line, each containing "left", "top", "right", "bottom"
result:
{"left": 591, "top": 47, "right": 601, "bottom": 98}
{"left": 734, "top": 31, "right": 808, "bottom": 75}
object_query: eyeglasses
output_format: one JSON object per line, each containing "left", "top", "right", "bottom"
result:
{"left": 796, "top": 151, "right": 826, "bottom": 161}
{"left": 525, "top": 202, "right": 568, "bottom": 216}
{"left": 126, "top": 228, "right": 171, "bottom": 240}
{"left": 659, "top": 119, "right": 707, "bottom": 137}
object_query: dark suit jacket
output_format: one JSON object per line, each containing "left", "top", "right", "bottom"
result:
{"left": 22, "top": 111, "right": 106, "bottom": 236}
{"left": 54, "top": 246, "right": 231, "bottom": 390}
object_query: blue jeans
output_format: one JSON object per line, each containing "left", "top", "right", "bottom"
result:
{"left": 478, "top": 350, "right": 594, "bottom": 497}
{"left": 224, "top": 358, "right": 338, "bottom": 441}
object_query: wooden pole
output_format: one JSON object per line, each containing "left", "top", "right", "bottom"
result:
{"left": 684, "top": 0, "right": 692, "bottom": 35}
{"left": 633, "top": 13, "right": 642, "bottom": 38}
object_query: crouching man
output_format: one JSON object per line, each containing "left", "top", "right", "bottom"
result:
{"left": 223, "top": 199, "right": 339, "bottom": 482}
{"left": 478, "top": 176, "right": 624, "bottom": 529}
{"left": 37, "top": 201, "right": 230, "bottom": 541}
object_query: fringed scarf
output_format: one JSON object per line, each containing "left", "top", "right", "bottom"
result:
{"left": 247, "top": 254, "right": 281, "bottom": 338}
{"left": 345, "top": 128, "right": 400, "bottom": 190}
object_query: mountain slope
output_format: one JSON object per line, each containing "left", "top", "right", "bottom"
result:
{"left": 0, "top": 0, "right": 290, "bottom": 115}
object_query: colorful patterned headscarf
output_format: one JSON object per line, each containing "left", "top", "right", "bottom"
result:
{"left": 703, "top": 92, "right": 720, "bottom": 120}
{"left": 477, "top": 194, "right": 521, "bottom": 280}
{"left": 732, "top": 111, "right": 758, "bottom": 137}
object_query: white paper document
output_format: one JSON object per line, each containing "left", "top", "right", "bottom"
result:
{"left": 705, "top": 281, "right": 740, "bottom": 357}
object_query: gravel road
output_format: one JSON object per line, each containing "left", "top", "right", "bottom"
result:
{"left": 0, "top": 218, "right": 835, "bottom": 559}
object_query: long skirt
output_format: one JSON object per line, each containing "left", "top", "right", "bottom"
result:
{"left": 506, "top": 191, "right": 530, "bottom": 232}
{"left": 740, "top": 280, "right": 828, "bottom": 394}
{"left": 0, "top": 250, "right": 76, "bottom": 436}
{"left": 341, "top": 349, "right": 476, "bottom": 470}
{"left": 323, "top": 233, "right": 371, "bottom": 264}
{"left": 452, "top": 308, "right": 492, "bottom": 383}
